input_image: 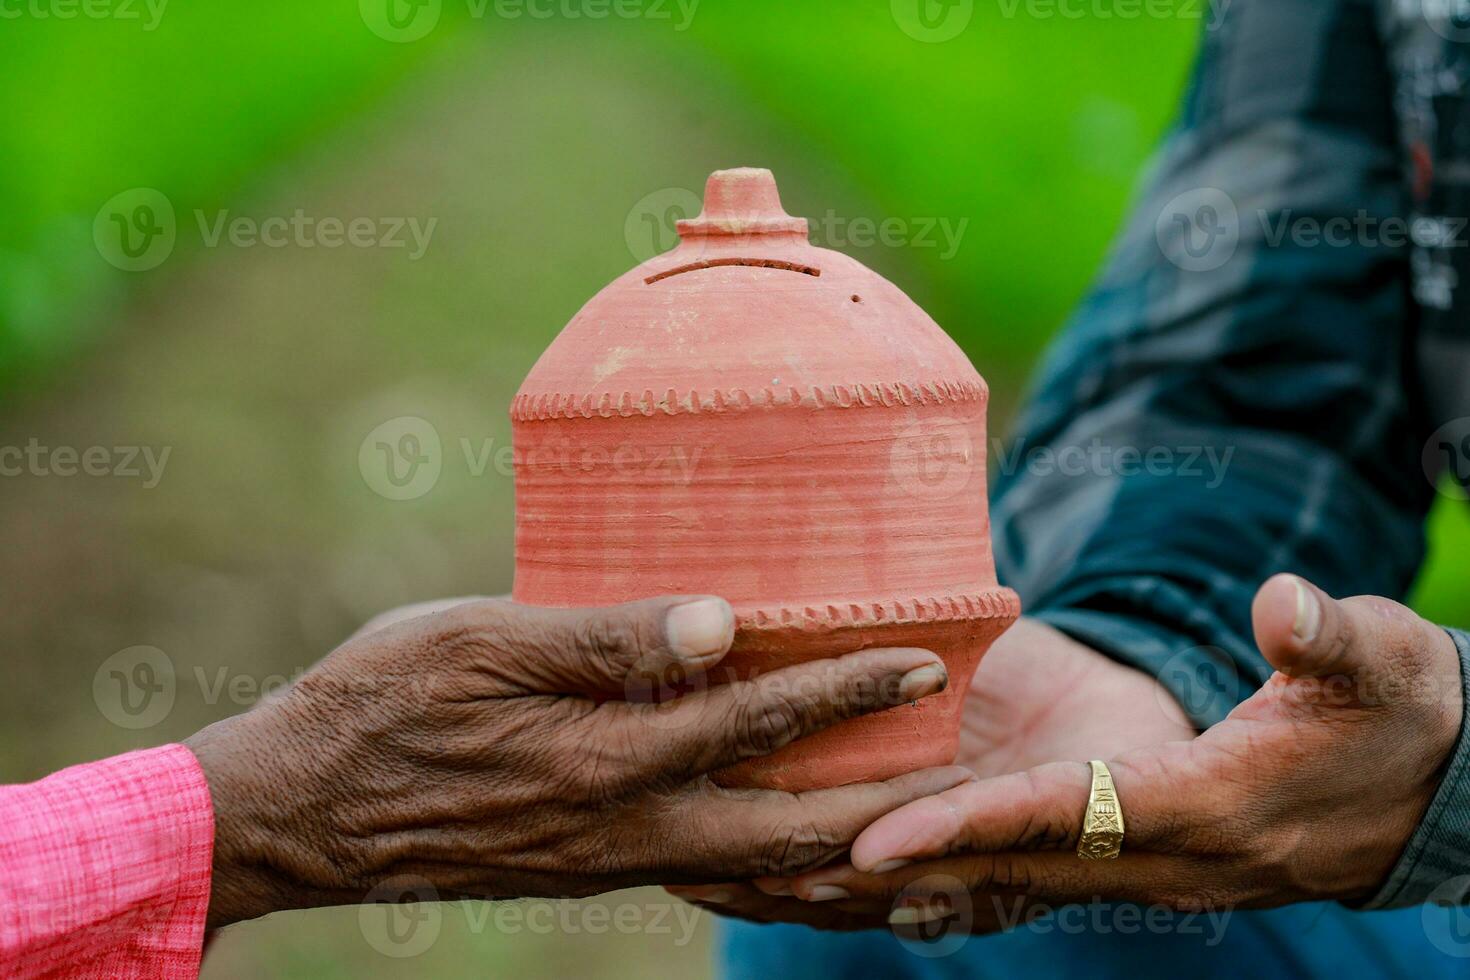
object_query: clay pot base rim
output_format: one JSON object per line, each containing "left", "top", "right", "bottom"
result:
{"left": 734, "top": 587, "right": 1020, "bottom": 634}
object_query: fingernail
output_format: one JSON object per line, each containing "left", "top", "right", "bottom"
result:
{"left": 888, "top": 902, "right": 949, "bottom": 926}
{"left": 697, "top": 889, "right": 735, "bottom": 904}
{"left": 805, "top": 885, "right": 850, "bottom": 902}
{"left": 872, "top": 858, "right": 911, "bottom": 874}
{"left": 898, "top": 664, "right": 948, "bottom": 702}
{"left": 753, "top": 879, "right": 792, "bottom": 897}
{"left": 666, "top": 599, "right": 734, "bottom": 657}
{"left": 1292, "top": 578, "right": 1322, "bottom": 643}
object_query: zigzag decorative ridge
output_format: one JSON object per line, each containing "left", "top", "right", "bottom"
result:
{"left": 735, "top": 588, "right": 1021, "bottom": 634}
{"left": 510, "top": 380, "right": 987, "bottom": 422}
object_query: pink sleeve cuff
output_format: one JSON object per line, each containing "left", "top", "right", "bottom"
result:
{"left": 0, "top": 744, "right": 215, "bottom": 979}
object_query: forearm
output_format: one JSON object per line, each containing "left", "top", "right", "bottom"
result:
{"left": 0, "top": 745, "right": 214, "bottom": 979}
{"left": 994, "top": 0, "right": 1430, "bottom": 725}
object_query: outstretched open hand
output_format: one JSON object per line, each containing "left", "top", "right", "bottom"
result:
{"left": 673, "top": 575, "right": 1463, "bottom": 931}
{"left": 667, "top": 615, "right": 1195, "bottom": 929}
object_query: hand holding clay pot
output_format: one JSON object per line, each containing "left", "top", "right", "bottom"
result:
{"left": 185, "top": 595, "right": 973, "bottom": 928}
{"left": 513, "top": 167, "right": 1020, "bottom": 792}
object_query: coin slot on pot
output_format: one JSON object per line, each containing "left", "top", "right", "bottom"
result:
{"left": 644, "top": 257, "right": 822, "bottom": 285}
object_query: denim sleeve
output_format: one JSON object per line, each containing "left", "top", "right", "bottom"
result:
{"left": 991, "top": 0, "right": 1436, "bottom": 728}
{"left": 1362, "top": 629, "right": 1470, "bottom": 909}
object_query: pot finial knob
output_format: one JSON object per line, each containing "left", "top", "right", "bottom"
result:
{"left": 676, "top": 167, "right": 809, "bottom": 239}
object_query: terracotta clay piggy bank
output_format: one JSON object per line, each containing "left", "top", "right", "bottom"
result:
{"left": 511, "top": 167, "right": 1019, "bottom": 792}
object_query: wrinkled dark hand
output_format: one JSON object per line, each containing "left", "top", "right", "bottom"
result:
{"left": 185, "top": 595, "right": 968, "bottom": 928}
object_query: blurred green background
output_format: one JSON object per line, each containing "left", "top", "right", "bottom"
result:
{"left": 3, "top": 2, "right": 1466, "bottom": 977}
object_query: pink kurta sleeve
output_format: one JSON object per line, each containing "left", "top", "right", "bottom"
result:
{"left": 0, "top": 744, "right": 215, "bottom": 979}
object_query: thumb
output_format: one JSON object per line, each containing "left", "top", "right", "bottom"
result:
{"left": 466, "top": 595, "right": 735, "bottom": 698}
{"left": 1251, "top": 573, "right": 1450, "bottom": 686}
